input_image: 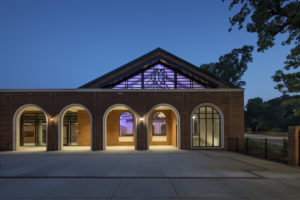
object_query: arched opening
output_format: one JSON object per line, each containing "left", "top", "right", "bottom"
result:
{"left": 103, "top": 104, "right": 136, "bottom": 150}
{"left": 13, "top": 104, "right": 48, "bottom": 151}
{"left": 147, "top": 104, "right": 180, "bottom": 150}
{"left": 58, "top": 104, "right": 92, "bottom": 151}
{"left": 191, "top": 104, "right": 224, "bottom": 148}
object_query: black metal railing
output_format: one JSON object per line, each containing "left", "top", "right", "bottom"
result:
{"left": 228, "top": 137, "right": 288, "bottom": 163}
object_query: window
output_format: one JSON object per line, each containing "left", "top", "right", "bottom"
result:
{"left": 63, "top": 112, "right": 78, "bottom": 146}
{"left": 113, "top": 64, "right": 205, "bottom": 89}
{"left": 119, "top": 112, "right": 133, "bottom": 136}
{"left": 192, "top": 106, "right": 221, "bottom": 147}
{"left": 20, "top": 113, "right": 46, "bottom": 147}
{"left": 152, "top": 112, "right": 166, "bottom": 136}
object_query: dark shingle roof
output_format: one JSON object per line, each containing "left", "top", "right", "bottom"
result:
{"left": 79, "top": 48, "right": 238, "bottom": 89}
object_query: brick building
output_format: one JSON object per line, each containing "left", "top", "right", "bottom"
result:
{"left": 0, "top": 48, "right": 244, "bottom": 151}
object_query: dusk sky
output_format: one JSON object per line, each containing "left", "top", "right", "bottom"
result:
{"left": 0, "top": 0, "right": 291, "bottom": 104}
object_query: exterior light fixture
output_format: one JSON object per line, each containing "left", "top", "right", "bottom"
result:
{"left": 50, "top": 117, "right": 54, "bottom": 121}
{"left": 192, "top": 116, "right": 196, "bottom": 119}
{"left": 140, "top": 117, "right": 143, "bottom": 121}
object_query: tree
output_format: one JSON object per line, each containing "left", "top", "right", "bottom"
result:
{"left": 224, "top": 0, "right": 300, "bottom": 114}
{"left": 200, "top": 45, "right": 254, "bottom": 87}
{"left": 245, "top": 95, "right": 300, "bottom": 132}
{"left": 245, "top": 97, "right": 264, "bottom": 131}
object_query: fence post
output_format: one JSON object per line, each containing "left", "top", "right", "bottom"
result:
{"left": 236, "top": 137, "right": 239, "bottom": 152}
{"left": 265, "top": 138, "right": 268, "bottom": 158}
{"left": 283, "top": 139, "right": 288, "bottom": 158}
{"left": 246, "top": 138, "right": 248, "bottom": 154}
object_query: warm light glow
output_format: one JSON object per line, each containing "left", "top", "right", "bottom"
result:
{"left": 50, "top": 117, "right": 54, "bottom": 121}
{"left": 192, "top": 116, "right": 196, "bottom": 119}
{"left": 140, "top": 117, "right": 143, "bottom": 121}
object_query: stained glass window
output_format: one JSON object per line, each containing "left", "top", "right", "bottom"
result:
{"left": 192, "top": 106, "right": 221, "bottom": 147}
{"left": 113, "top": 64, "right": 205, "bottom": 89}
{"left": 119, "top": 112, "right": 133, "bottom": 136}
{"left": 152, "top": 112, "right": 166, "bottom": 136}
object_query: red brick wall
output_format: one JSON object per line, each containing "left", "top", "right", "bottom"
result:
{"left": 77, "top": 110, "right": 91, "bottom": 146}
{"left": 0, "top": 90, "right": 244, "bottom": 151}
{"left": 171, "top": 111, "right": 177, "bottom": 146}
{"left": 288, "top": 126, "right": 300, "bottom": 166}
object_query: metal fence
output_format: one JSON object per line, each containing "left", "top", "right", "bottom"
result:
{"left": 228, "top": 137, "right": 288, "bottom": 163}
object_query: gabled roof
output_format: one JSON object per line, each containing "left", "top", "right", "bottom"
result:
{"left": 79, "top": 48, "right": 237, "bottom": 89}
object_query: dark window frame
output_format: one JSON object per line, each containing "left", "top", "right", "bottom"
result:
{"left": 192, "top": 106, "right": 221, "bottom": 147}
{"left": 20, "top": 113, "right": 47, "bottom": 147}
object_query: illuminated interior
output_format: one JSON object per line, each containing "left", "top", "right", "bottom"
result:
{"left": 192, "top": 106, "right": 221, "bottom": 147}
{"left": 15, "top": 105, "right": 47, "bottom": 151}
{"left": 105, "top": 105, "right": 136, "bottom": 149}
{"left": 60, "top": 105, "right": 91, "bottom": 149}
{"left": 20, "top": 111, "right": 46, "bottom": 147}
{"left": 149, "top": 105, "right": 178, "bottom": 149}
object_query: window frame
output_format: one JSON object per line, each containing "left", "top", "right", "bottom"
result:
{"left": 191, "top": 106, "right": 221, "bottom": 147}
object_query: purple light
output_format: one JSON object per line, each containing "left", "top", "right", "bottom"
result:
{"left": 113, "top": 64, "right": 205, "bottom": 89}
{"left": 119, "top": 112, "right": 133, "bottom": 136}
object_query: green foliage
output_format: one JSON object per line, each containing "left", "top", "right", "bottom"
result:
{"left": 200, "top": 45, "right": 254, "bottom": 87}
{"left": 282, "top": 97, "right": 300, "bottom": 116}
{"left": 224, "top": 0, "right": 300, "bottom": 107}
{"left": 245, "top": 95, "right": 300, "bottom": 131}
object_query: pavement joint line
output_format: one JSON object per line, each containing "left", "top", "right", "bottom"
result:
{"left": 226, "top": 151, "right": 292, "bottom": 167}
{"left": 0, "top": 161, "right": 3, "bottom": 176}
{"left": 39, "top": 177, "right": 69, "bottom": 199}
{"left": 168, "top": 178, "right": 180, "bottom": 197}
{"left": 241, "top": 169, "right": 266, "bottom": 179}
{"left": 224, "top": 153, "right": 270, "bottom": 170}
{"left": 218, "top": 179, "right": 250, "bottom": 200}
{"left": 0, "top": 176, "right": 264, "bottom": 179}
{"left": 111, "top": 177, "right": 123, "bottom": 199}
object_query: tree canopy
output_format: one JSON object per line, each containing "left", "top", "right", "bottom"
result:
{"left": 245, "top": 95, "right": 300, "bottom": 132}
{"left": 224, "top": 0, "right": 300, "bottom": 115}
{"left": 200, "top": 45, "right": 254, "bottom": 87}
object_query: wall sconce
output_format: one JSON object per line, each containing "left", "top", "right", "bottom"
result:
{"left": 192, "top": 116, "right": 196, "bottom": 119}
{"left": 140, "top": 117, "right": 144, "bottom": 122}
{"left": 50, "top": 117, "right": 54, "bottom": 121}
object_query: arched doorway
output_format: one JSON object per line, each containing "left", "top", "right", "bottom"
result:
{"left": 58, "top": 104, "right": 92, "bottom": 150}
{"left": 13, "top": 104, "right": 48, "bottom": 151}
{"left": 191, "top": 103, "right": 224, "bottom": 148}
{"left": 103, "top": 104, "right": 137, "bottom": 150}
{"left": 147, "top": 104, "right": 180, "bottom": 150}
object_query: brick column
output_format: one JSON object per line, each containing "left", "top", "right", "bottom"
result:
{"left": 47, "top": 114, "right": 58, "bottom": 151}
{"left": 136, "top": 113, "right": 147, "bottom": 150}
{"left": 288, "top": 126, "right": 300, "bottom": 166}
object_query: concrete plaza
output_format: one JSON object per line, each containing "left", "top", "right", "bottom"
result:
{"left": 0, "top": 149, "right": 300, "bottom": 199}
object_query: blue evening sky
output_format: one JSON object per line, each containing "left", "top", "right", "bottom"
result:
{"left": 0, "top": 0, "right": 291, "bottom": 104}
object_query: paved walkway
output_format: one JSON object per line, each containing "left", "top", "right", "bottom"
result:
{"left": 0, "top": 150, "right": 300, "bottom": 199}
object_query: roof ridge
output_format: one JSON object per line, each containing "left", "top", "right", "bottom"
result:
{"left": 79, "top": 48, "right": 238, "bottom": 89}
